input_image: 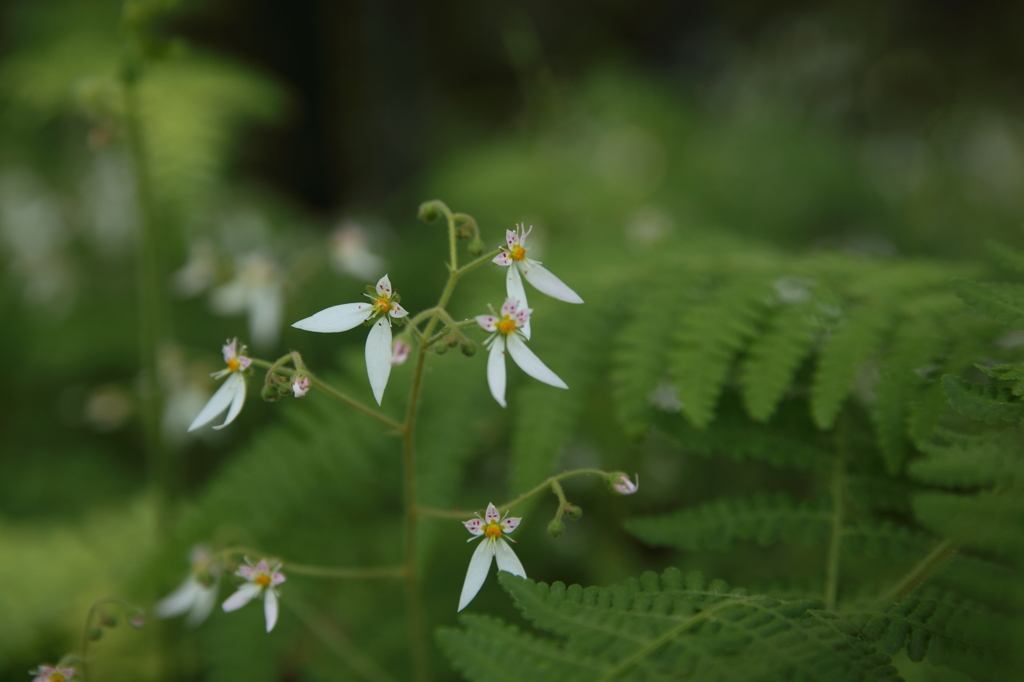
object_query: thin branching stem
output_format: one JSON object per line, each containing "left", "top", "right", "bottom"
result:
{"left": 205, "top": 547, "right": 404, "bottom": 580}
{"left": 287, "top": 596, "right": 399, "bottom": 682}
{"left": 418, "top": 469, "right": 611, "bottom": 519}
{"left": 881, "top": 538, "right": 959, "bottom": 602}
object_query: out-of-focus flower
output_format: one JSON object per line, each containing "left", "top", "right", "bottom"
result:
{"left": 292, "top": 274, "right": 408, "bottom": 405}
{"left": 476, "top": 298, "right": 566, "bottom": 408}
{"left": 188, "top": 339, "right": 250, "bottom": 432}
{"left": 29, "top": 665, "right": 76, "bottom": 682}
{"left": 210, "top": 254, "right": 284, "bottom": 350}
{"left": 611, "top": 473, "right": 639, "bottom": 495}
{"left": 222, "top": 558, "right": 285, "bottom": 633}
{"left": 154, "top": 545, "right": 221, "bottom": 628}
{"left": 391, "top": 339, "right": 411, "bottom": 366}
{"left": 292, "top": 376, "right": 310, "bottom": 398}
{"left": 172, "top": 241, "right": 219, "bottom": 297}
{"left": 459, "top": 503, "right": 525, "bottom": 612}
{"left": 329, "top": 222, "right": 384, "bottom": 280}
{"left": 493, "top": 224, "right": 582, "bottom": 339}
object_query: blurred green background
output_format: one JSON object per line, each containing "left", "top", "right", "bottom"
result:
{"left": 3, "top": 0, "right": 1024, "bottom": 680}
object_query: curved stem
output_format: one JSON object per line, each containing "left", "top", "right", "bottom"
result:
{"left": 418, "top": 469, "right": 611, "bottom": 520}
{"left": 881, "top": 539, "right": 959, "bottom": 602}
{"left": 249, "top": 359, "right": 403, "bottom": 432}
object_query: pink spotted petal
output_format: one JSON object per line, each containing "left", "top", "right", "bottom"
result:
{"left": 463, "top": 518, "right": 484, "bottom": 536}
{"left": 500, "top": 516, "right": 521, "bottom": 534}
{"left": 254, "top": 559, "right": 270, "bottom": 574}
{"left": 515, "top": 307, "right": 530, "bottom": 325}
{"left": 500, "top": 297, "right": 518, "bottom": 317}
{"left": 505, "top": 229, "right": 519, "bottom": 248}
{"left": 485, "top": 503, "right": 501, "bottom": 523}
{"left": 238, "top": 355, "right": 252, "bottom": 371}
{"left": 476, "top": 315, "right": 498, "bottom": 332}
{"left": 237, "top": 564, "right": 256, "bottom": 580}
{"left": 271, "top": 571, "right": 286, "bottom": 587}
{"left": 493, "top": 252, "right": 512, "bottom": 267}
{"left": 389, "top": 302, "right": 408, "bottom": 318}
{"left": 222, "top": 338, "right": 238, "bottom": 362}
{"left": 375, "top": 274, "right": 392, "bottom": 297}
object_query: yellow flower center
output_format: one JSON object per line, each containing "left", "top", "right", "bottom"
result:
{"left": 255, "top": 573, "right": 271, "bottom": 588}
{"left": 51, "top": 675, "right": 65, "bottom": 682}
{"left": 497, "top": 316, "right": 517, "bottom": 335}
{"left": 375, "top": 298, "right": 391, "bottom": 313}
{"left": 484, "top": 523, "right": 502, "bottom": 539}
{"left": 510, "top": 245, "right": 527, "bottom": 261}
{"left": 226, "top": 358, "right": 241, "bottom": 372}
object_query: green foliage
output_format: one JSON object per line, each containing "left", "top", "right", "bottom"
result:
{"left": 940, "top": 376, "right": 1024, "bottom": 425}
{"left": 439, "top": 570, "right": 901, "bottom": 682}
{"left": 952, "top": 279, "right": 1024, "bottom": 330}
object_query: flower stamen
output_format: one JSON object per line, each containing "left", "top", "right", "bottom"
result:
{"left": 510, "top": 245, "right": 527, "bottom": 261}
{"left": 497, "top": 316, "right": 517, "bottom": 335}
{"left": 227, "top": 358, "right": 241, "bottom": 372}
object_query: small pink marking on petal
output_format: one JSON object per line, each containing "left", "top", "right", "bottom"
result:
{"left": 506, "top": 229, "right": 518, "bottom": 248}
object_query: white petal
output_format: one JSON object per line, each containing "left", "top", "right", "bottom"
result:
{"left": 458, "top": 538, "right": 494, "bottom": 612}
{"left": 264, "top": 589, "right": 279, "bottom": 632}
{"left": 365, "top": 318, "right": 392, "bottom": 405}
{"left": 222, "top": 583, "right": 261, "bottom": 612}
{"left": 292, "top": 302, "right": 372, "bottom": 333}
{"left": 494, "top": 538, "right": 526, "bottom": 578}
{"left": 506, "top": 266, "right": 530, "bottom": 339}
{"left": 521, "top": 261, "right": 584, "bottom": 304}
{"left": 476, "top": 315, "right": 498, "bottom": 332}
{"left": 486, "top": 335, "right": 507, "bottom": 408}
{"left": 493, "top": 252, "right": 512, "bottom": 267}
{"left": 248, "top": 284, "right": 283, "bottom": 348}
{"left": 185, "top": 583, "right": 219, "bottom": 628}
{"left": 209, "top": 279, "right": 247, "bottom": 315}
{"left": 485, "top": 503, "right": 501, "bottom": 523}
{"left": 375, "top": 274, "right": 392, "bottom": 297}
{"left": 389, "top": 302, "right": 409, "bottom": 318}
{"left": 506, "top": 334, "right": 567, "bottom": 389}
{"left": 154, "top": 578, "right": 201, "bottom": 619}
{"left": 211, "top": 372, "right": 247, "bottom": 430}
{"left": 188, "top": 373, "right": 241, "bottom": 432}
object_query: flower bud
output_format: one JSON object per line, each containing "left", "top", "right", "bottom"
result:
{"left": 468, "top": 237, "right": 485, "bottom": 256}
{"left": 292, "top": 376, "right": 310, "bottom": 398}
{"left": 564, "top": 504, "right": 583, "bottom": 520}
{"left": 392, "top": 339, "right": 412, "bottom": 365}
{"left": 261, "top": 384, "right": 282, "bottom": 402}
{"left": 130, "top": 615, "right": 146, "bottom": 629}
{"left": 547, "top": 519, "right": 565, "bottom": 537}
{"left": 460, "top": 339, "right": 477, "bottom": 357}
{"left": 418, "top": 201, "right": 442, "bottom": 222}
{"left": 434, "top": 342, "right": 448, "bottom": 355}
{"left": 88, "top": 627, "right": 104, "bottom": 641}
{"left": 99, "top": 613, "right": 118, "bottom": 628}
{"left": 609, "top": 473, "right": 639, "bottom": 495}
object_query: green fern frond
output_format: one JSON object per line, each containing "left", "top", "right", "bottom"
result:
{"left": 984, "top": 240, "right": 1024, "bottom": 274}
{"left": 741, "top": 282, "right": 838, "bottom": 422}
{"left": 871, "top": 318, "right": 945, "bottom": 474}
{"left": 910, "top": 430, "right": 1024, "bottom": 488}
{"left": 811, "top": 301, "right": 893, "bottom": 430}
{"left": 841, "top": 521, "right": 934, "bottom": 559}
{"left": 940, "top": 375, "right": 1024, "bottom": 425}
{"left": 976, "top": 362, "right": 1024, "bottom": 396}
{"left": 623, "top": 493, "right": 831, "bottom": 551}
{"left": 951, "top": 279, "right": 1024, "bottom": 330}
{"left": 669, "top": 276, "right": 772, "bottom": 429}
{"left": 441, "top": 569, "right": 901, "bottom": 682}
{"left": 913, "top": 489, "right": 1024, "bottom": 566}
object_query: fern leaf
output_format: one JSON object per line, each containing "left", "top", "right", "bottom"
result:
{"left": 951, "top": 279, "right": 1024, "bottom": 329}
{"left": 976, "top": 362, "right": 1024, "bottom": 396}
{"left": 624, "top": 494, "right": 832, "bottom": 551}
{"left": 871, "top": 319, "right": 944, "bottom": 474}
{"left": 451, "top": 569, "right": 903, "bottom": 682}
{"left": 910, "top": 430, "right": 1024, "bottom": 488}
{"left": 913, "top": 490, "right": 1024, "bottom": 566}
{"left": 841, "top": 521, "right": 934, "bottom": 559}
{"left": 984, "top": 239, "right": 1024, "bottom": 274}
{"left": 669, "top": 277, "right": 772, "bottom": 429}
{"left": 741, "top": 282, "right": 837, "bottom": 422}
{"left": 940, "top": 375, "right": 1024, "bottom": 425}
{"left": 436, "top": 615, "right": 606, "bottom": 682}
{"left": 811, "top": 302, "right": 892, "bottom": 430}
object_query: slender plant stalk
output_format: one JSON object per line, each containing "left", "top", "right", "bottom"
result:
{"left": 285, "top": 563, "right": 406, "bottom": 579}
{"left": 824, "top": 452, "right": 845, "bottom": 612}
{"left": 287, "top": 597, "right": 399, "bottom": 682}
{"left": 881, "top": 538, "right": 960, "bottom": 602}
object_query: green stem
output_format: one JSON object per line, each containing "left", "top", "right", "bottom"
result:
{"left": 284, "top": 564, "right": 406, "bottom": 579}
{"left": 79, "top": 597, "right": 143, "bottom": 681}
{"left": 286, "top": 597, "right": 398, "bottom": 682}
{"left": 122, "top": 59, "right": 170, "bottom": 533}
{"left": 418, "top": 469, "right": 611, "bottom": 520}
{"left": 424, "top": 319, "right": 477, "bottom": 348}
{"left": 881, "top": 539, "right": 959, "bottom": 602}
{"left": 824, "top": 453, "right": 845, "bottom": 612}
{"left": 453, "top": 248, "right": 502, "bottom": 277}
{"left": 249, "top": 359, "right": 403, "bottom": 432}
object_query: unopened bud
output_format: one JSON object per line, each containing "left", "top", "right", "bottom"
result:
{"left": 565, "top": 504, "right": 583, "bottom": 521}
{"left": 461, "top": 340, "right": 477, "bottom": 357}
{"left": 547, "top": 520, "right": 565, "bottom": 537}
{"left": 434, "top": 342, "right": 448, "bottom": 355}
{"left": 392, "top": 340, "right": 412, "bottom": 366}
{"left": 418, "top": 201, "right": 442, "bottom": 222}
{"left": 608, "top": 473, "right": 639, "bottom": 496}
{"left": 99, "top": 614, "right": 118, "bottom": 628}
{"left": 468, "top": 237, "right": 485, "bottom": 256}
{"left": 261, "top": 385, "right": 282, "bottom": 402}
{"left": 88, "top": 627, "right": 104, "bottom": 641}
{"left": 292, "top": 376, "right": 310, "bottom": 398}
{"left": 130, "top": 615, "right": 145, "bottom": 629}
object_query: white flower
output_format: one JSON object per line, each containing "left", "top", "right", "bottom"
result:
{"left": 476, "top": 298, "right": 567, "bottom": 408}
{"left": 292, "top": 376, "right": 310, "bottom": 397}
{"left": 154, "top": 546, "right": 221, "bottom": 628}
{"left": 222, "top": 558, "right": 286, "bottom": 633}
{"left": 492, "top": 224, "right": 583, "bottom": 339}
{"left": 210, "top": 254, "right": 284, "bottom": 350}
{"left": 458, "top": 503, "right": 525, "bottom": 612}
{"left": 330, "top": 222, "right": 384, "bottom": 280}
{"left": 612, "top": 473, "right": 639, "bottom": 495}
{"left": 291, "top": 274, "right": 408, "bottom": 405}
{"left": 188, "top": 339, "right": 251, "bottom": 432}
{"left": 29, "top": 665, "right": 76, "bottom": 682}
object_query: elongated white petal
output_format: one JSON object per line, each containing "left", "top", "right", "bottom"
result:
{"left": 188, "top": 372, "right": 242, "bottom": 432}
{"left": 521, "top": 261, "right": 583, "bottom": 304}
{"left": 212, "top": 373, "right": 247, "bottom": 430}
{"left": 264, "top": 589, "right": 279, "bottom": 632}
{"left": 458, "top": 537, "right": 494, "bottom": 612}
{"left": 292, "top": 302, "right": 372, "bottom": 333}
{"left": 506, "top": 266, "right": 531, "bottom": 339}
{"left": 185, "top": 583, "right": 219, "bottom": 628}
{"left": 365, "top": 318, "right": 392, "bottom": 405}
{"left": 222, "top": 583, "right": 261, "bottom": 612}
{"left": 506, "top": 334, "right": 567, "bottom": 389}
{"left": 486, "top": 335, "right": 507, "bottom": 408}
{"left": 494, "top": 538, "right": 526, "bottom": 578}
{"left": 154, "top": 578, "right": 202, "bottom": 618}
